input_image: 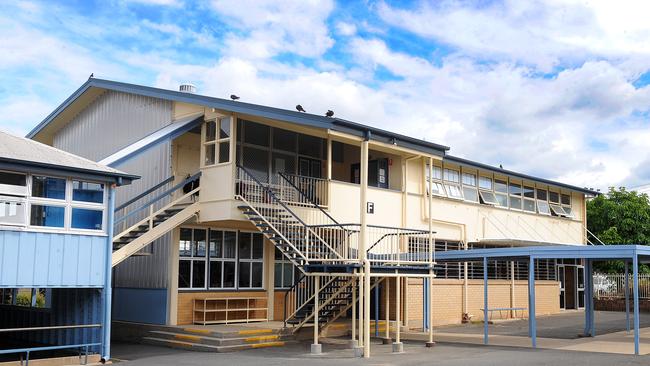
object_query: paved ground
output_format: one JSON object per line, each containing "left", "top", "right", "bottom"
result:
{"left": 439, "top": 310, "right": 650, "bottom": 339}
{"left": 111, "top": 311, "right": 650, "bottom": 365}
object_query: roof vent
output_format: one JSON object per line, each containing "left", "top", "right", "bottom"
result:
{"left": 179, "top": 83, "right": 197, "bottom": 94}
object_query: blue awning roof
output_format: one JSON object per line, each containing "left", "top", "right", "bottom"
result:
{"left": 434, "top": 244, "right": 650, "bottom": 262}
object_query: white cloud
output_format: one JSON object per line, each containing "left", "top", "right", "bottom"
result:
{"left": 335, "top": 21, "right": 356, "bottom": 36}
{"left": 122, "top": 0, "right": 183, "bottom": 6}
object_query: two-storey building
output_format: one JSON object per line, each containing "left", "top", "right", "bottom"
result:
{"left": 25, "top": 78, "right": 599, "bottom": 355}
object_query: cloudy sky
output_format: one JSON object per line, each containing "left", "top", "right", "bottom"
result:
{"left": 1, "top": 0, "right": 650, "bottom": 190}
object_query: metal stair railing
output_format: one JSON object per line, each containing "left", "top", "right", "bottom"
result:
{"left": 236, "top": 165, "right": 350, "bottom": 262}
{"left": 113, "top": 173, "right": 201, "bottom": 244}
{"left": 283, "top": 274, "right": 340, "bottom": 328}
{"left": 323, "top": 277, "right": 385, "bottom": 330}
{"left": 278, "top": 172, "right": 329, "bottom": 208}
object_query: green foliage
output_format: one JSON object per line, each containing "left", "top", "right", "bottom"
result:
{"left": 587, "top": 187, "right": 650, "bottom": 273}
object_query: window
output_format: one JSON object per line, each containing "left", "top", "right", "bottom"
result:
{"left": 443, "top": 169, "right": 460, "bottom": 183}
{"left": 275, "top": 248, "right": 297, "bottom": 289}
{"left": 203, "top": 118, "right": 231, "bottom": 166}
{"left": 72, "top": 181, "right": 104, "bottom": 203}
{"left": 561, "top": 193, "right": 574, "bottom": 218}
{"left": 0, "top": 171, "right": 27, "bottom": 196}
{"left": 479, "top": 191, "right": 498, "bottom": 205}
{"left": 549, "top": 191, "right": 560, "bottom": 204}
{"left": 523, "top": 185, "right": 535, "bottom": 212}
{"left": 425, "top": 165, "right": 442, "bottom": 181}
{"left": 429, "top": 181, "right": 446, "bottom": 196}
{"left": 537, "top": 200, "right": 551, "bottom": 215}
{"left": 0, "top": 288, "right": 50, "bottom": 309}
{"left": 426, "top": 164, "right": 445, "bottom": 197}
{"left": 561, "top": 194, "right": 571, "bottom": 206}
{"left": 479, "top": 176, "right": 492, "bottom": 190}
{"left": 238, "top": 232, "right": 264, "bottom": 288}
{"left": 444, "top": 184, "right": 464, "bottom": 200}
{"left": 179, "top": 228, "right": 263, "bottom": 290}
{"left": 71, "top": 208, "right": 102, "bottom": 230}
{"left": 508, "top": 182, "right": 522, "bottom": 210}
{"left": 550, "top": 204, "right": 569, "bottom": 217}
{"left": 461, "top": 173, "right": 478, "bottom": 202}
{"left": 494, "top": 179, "right": 508, "bottom": 207}
{"left": 32, "top": 176, "right": 66, "bottom": 199}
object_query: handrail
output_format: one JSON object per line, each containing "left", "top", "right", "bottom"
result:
{"left": 284, "top": 273, "right": 306, "bottom": 328}
{"left": 237, "top": 165, "right": 344, "bottom": 260}
{"left": 0, "top": 324, "right": 101, "bottom": 333}
{"left": 114, "top": 172, "right": 201, "bottom": 226}
{"left": 114, "top": 176, "right": 174, "bottom": 211}
{"left": 278, "top": 172, "right": 342, "bottom": 230}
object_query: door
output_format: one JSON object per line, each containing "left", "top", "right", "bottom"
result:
{"left": 298, "top": 157, "right": 322, "bottom": 203}
{"left": 565, "top": 266, "right": 577, "bottom": 309}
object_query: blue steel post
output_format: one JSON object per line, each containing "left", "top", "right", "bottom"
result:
{"left": 625, "top": 261, "right": 630, "bottom": 333}
{"left": 588, "top": 260, "right": 595, "bottom": 336}
{"left": 102, "top": 186, "right": 115, "bottom": 361}
{"left": 528, "top": 256, "right": 536, "bottom": 348}
{"left": 483, "top": 256, "right": 488, "bottom": 345}
{"left": 583, "top": 260, "right": 591, "bottom": 337}
{"left": 633, "top": 253, "right": 640, "bottom": 355}
{"left": 423, "top": 278, "right": 429, "bottom": 331}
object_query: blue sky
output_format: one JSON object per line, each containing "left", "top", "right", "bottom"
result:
{"left": 2, "top": 0, "right": 650, "bottom": 189}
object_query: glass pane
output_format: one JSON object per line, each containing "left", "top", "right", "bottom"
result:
{"left": 252, "top": 233, "right": 264, "bottom": 259}
{"left": 71, "top": 208, "right": 103, "bottom": 230}
{"left": 561, "top": 194, "right": 571, "bottom": 205}
{"left": 30, "top": 205, "right": 64, "bottom": 227}
{"left": 445, "top": 184, "right": 463, "bottom": 199}
{"left": 178, "top": 260, "right": 191, "bottom": 288}
{"left": 273, "top": 128, "right": 297, "bottom": 152}
{"left": 479, "top": 191, "right": 498, "bottom": 205}
{"left": 462, "top": 173, "right": 476, "bottom": 186}
{"left": 494, "top": 179, "right": 508, "bottom": 193}
{"left": 179, "top": 228, "right": 192, "bottom": 257}
{"left": 274, "top": 247, "right": 283, "bottom": 260}
{"left": 32, "top": 176, "right": 66, "bottom": 200}
{"left": 523, "top": 186, "right": 535, "bottom": 199}
{"left": 239, "top": 262, "right": 251, "bottom": 288}
{"left": 0, "top": 172, "right": 26, "bottom": 186}
{"left": 443, "top": 169, "right": 460, "bottom": 183}
{"left": 224, "top": 231, "right": 237, "bottom": 258}
{"left": 509, "top": 182, "right": 522, "bottom": 196}
{"left": 239, "top": 232, "right": 251, "bottom": 259}
{"left": 251, "top": 262, "right": 263, "bottom": 288}
{"left": 209, "top": 230, "right": 222, "bottom": 258}
{"left": 223, "top": 261, "right": 236, "bottom": 287}
{"left": 209, "top": 261, "right": 222, "bottom": 288}
{"left": 578, "top": 267, "right": 585, "bottom": 288}
{"left": 523, "top": 199, "right": 536, "bottom": 212}
{"left": 478, "top": 176, "right": 492, "bottom": 190}
{"left": 549, "top": 191, "right": 560, "bottom": 203}
{"left": 274, "top": 263, "right": 283, "bottom": 288}
{"left": 495, "top": 193, "right": 508, "bottom": 207}
{"left": 272, "top": 152, "right": 296, "bottom": 181}
{"left": 536, "top": 189, "right": 548, "bottom": 201}
{"left": 72, "top": 181, "right": 104, "bottom": 203}
{"left": 537, "top": 200, "right": 551, "bottom": 215}
{"left": 219, "top": 118, "right": 230, "bottom": 139}
{"left": 560, "top": 292, "right": 565, "bottom": 309}
{"left": 578, "top": 290, "right": 585, "bottom": 308}
{"left": 194, "top": 229, "right": 206, "bottom": 257}
{"left": 509, "top": 196, "right": 522, "bottom": 209}
{"left": 242, "top": 146, "right": 269, "bottom": 183}
{"left": 463, "top": 187, "right": 478, "bottom": 202}
{"left": 218, "top": 141, "right": 230, "bottom": 163}
{"left": 298, "top": 134, "right": 322, "bottom": 158}
{"left": 192, "top": 260, "right": 205, "bottom": 288}
{"left": 243, "top": 120, "right": 270, "bottom": 147}
{"left": 205, "top": 120, "right": 216, "bottom": 142}
{"left": 432, "top": 166, "right": 442, "bottom": 180}
{"left": 429, "top": 182, "right": 445, "bottom": 196}
{"left": 204, "top": 144, "right": 216, "bottom": 165}
{"left": 283, "top": 263, "right": 294, "bottom": 287}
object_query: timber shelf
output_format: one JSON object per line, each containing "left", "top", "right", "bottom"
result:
{"left": 192, "top": 297, "right": 268, "bottom": 325}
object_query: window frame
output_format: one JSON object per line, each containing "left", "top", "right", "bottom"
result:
{"left": 202, "top": 117, "right": 232, "bottom": 167}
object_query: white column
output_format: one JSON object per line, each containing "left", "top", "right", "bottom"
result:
{"left": 385, "top": 279, "right": 391, "bottom": 340}
{"left": 393, "top": 272, "right": 403, "bottom": 352}
{"left": 352, "top": 275, "right": 357, "bottom": 346}
{"left": 360, "top": 138, "right": 370, "bottom": 358}
{"left": 311, "top": 276, "right": 322, "bottom": 354}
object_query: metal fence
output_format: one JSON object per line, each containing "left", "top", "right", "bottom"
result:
{"left": 594, "top": 273, "right": 650, "bottom": 299}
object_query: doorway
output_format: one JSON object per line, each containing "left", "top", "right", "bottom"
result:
{"left": 558, "top": 263, "right": 585, "bottom": 310}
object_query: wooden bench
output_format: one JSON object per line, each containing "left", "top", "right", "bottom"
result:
{"left": 480, "top": 307, "right": 527, "bottom": 321}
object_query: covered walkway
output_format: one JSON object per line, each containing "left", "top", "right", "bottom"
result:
{"left": 434, "top": 244, "right": 650, "bottom": 355}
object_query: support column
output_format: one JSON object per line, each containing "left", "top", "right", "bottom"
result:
{"left": 625, "top": 261, "right": 630, "bottom": 333}
{"left": 427, "top": 271, "right": 435, "bottom": 347}
{"left": 350, "top": 275, "right": 357, "bottom": 348}
{"left": 101, "top": 186, "right": 116, "bottom": 361}
{"left": 360, "top": 137, "right": 370, "bottom": 358}
{"left": 584, "top": 260, "right": 591, "bottom": 336}
{"left": 529, "top": 257, "right": 537, "bottom": 348}
{"left": 426, "top": 158, "right": 435, "bottom": 348}
{"left": 383, "top": 278, "right": 391, "bottom": 344}
{"left": 311, "top": 276, "right": 322, "bottom": 354}
{"left": 633, "top": 253, "right": 640, "bottom": 356}
{"left": 358, "top": 273, "right": 364, "bottom": 350}
{"left": 483, "top": 256, "right": 489, "bottom": 345}
{"left": 375, "top": 282, "right": 379, "bottom": 337}
{"left": 510, "top": 261, "right": 516, "bottom": 318}
{"left": 393, "top": 272, "right": 403, "bottom": 353}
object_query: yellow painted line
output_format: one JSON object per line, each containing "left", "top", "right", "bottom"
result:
{"left": 328, "top": 324, "right": 347, "bottom": 329}
{"left": 251, "top": 341, "right": 285, "bottom": 348}
{"left": 238, "top": 329, "right": 274, "bottom": 336}
{"left": 175, "top": 334, "right": 202, "bottom": 342}
{"left": 183, "top": 328, "right": 212, "bottom": 335}
{"left": 245, "top": 335, "right": 279, "bottom": 343}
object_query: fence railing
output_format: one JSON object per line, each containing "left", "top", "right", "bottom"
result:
{"left": 594, "top": 273, "right": 650, "bottom": 299}
{"left": 278, "top": 173, "right": 328, "bottom": 208}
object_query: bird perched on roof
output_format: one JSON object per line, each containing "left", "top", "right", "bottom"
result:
{"left": 296, "top": 104, "right": 306, "bottom": 112}
{"left": 89, "top": 73, "right": 94, "bottom": 79}
{"left": 230, "top": 94, "right": 240, "bottom": 101}
{"left": 325, "top": 110, "right": 334, "bottom": 117}
{"left": 499, "top": 164, "right": 503, "bottom": 169}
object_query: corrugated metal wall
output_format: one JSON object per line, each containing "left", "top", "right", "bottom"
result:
{"left": 0, "top": 231, "right": 106, "bottom": 288}
{"left": 52, "top": 90, "right": 174, "bottom": 289}
{"left": 0, "top": 288, "right": 102, "bottom": 352}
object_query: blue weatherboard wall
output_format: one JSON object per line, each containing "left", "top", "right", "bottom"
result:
{"left": 112, "top": 288, "right": 167, "bottom": 325}
{"left": 0, "top": 231, "right": 106, "bottom": 288}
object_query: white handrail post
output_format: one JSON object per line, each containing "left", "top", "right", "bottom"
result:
{"left": 311, "top": 275, "right": 321, "bottom": 354}
{"left": 393, "top": 270, "right": 403, "bottom": 353}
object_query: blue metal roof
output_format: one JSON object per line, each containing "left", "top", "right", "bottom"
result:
{"left": 434, "top": 244, "right": 650, "bottom": 262}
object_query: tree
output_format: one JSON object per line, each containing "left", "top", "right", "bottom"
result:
{"left": 587, "top": 187, "right": 650, "bottom": 272}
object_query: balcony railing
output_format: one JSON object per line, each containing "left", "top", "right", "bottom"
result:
{"left": 278, "top": 173, "right": 328, "bottom": 208}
